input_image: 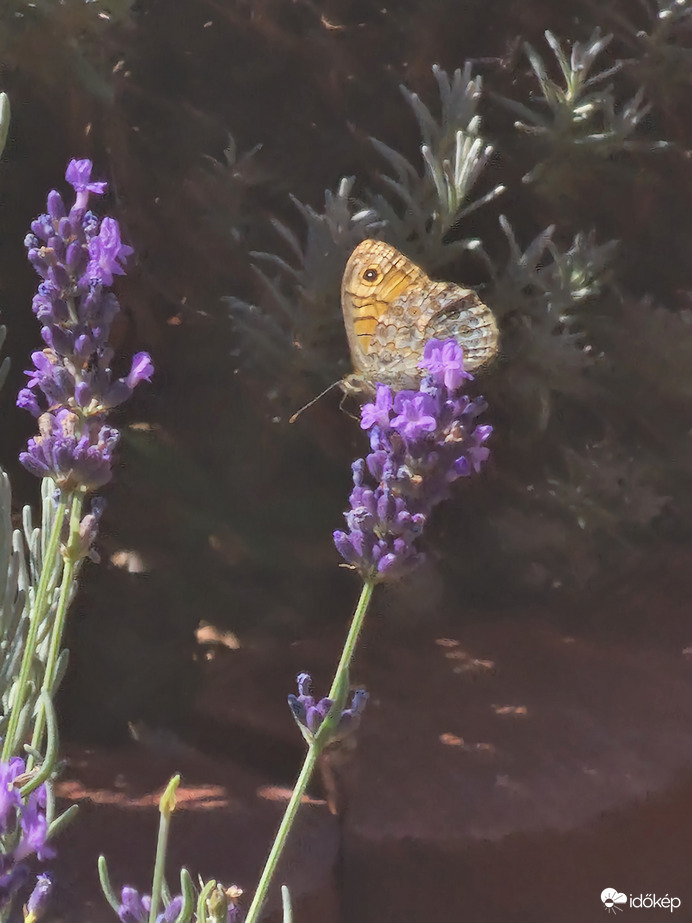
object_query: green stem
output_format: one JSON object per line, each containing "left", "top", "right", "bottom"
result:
{"left": 148, "top": 776, "right": 179, "bottom": 923}
{"left": 27, "top": 492, "right": 83, "bottom": 767}
{"left": 245, "top": 578, "right": 376, "bottom": 923}
{"left": 1, "top": 494, "right": 67, "bottom": 761}
{"left": 328, "top": 579, "right": 374, "bottom": 699}
{"left": 244, "top": 743, "right": 320, "bottom": 923}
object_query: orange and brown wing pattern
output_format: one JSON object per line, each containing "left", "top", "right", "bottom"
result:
{"left": 341, "top": 239, "right": 498, "bottom": 395}
{"left": 341, "top": 240, "right": 427, "bottom": 372}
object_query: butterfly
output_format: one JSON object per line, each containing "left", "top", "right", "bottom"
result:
{"left": 340, "top": 239, "right": 499, "bottom": 396}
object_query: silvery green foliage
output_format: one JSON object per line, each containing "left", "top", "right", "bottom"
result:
{"left": 0, "top": 473, "right": 27, "bottom": 733}
{"left": 367, "top": 63, "right": 504, "bottom": 268}
{"left": 0, "top": 83, "right": 65, "bottom": 736}
{"left": 481, "top": 220, "right": 686, "bottom": 583}
{"left": 487, "top": 216, "right": 617, "bottom": 321}
{"left": 228, "top": 64, "right": 503, "bottom": 393}
{"left": 227, "top": 177, "right": 382, "bottom": 389}
{"left": 611, "top": 0, "right": 692, "bottom": 51}
{"left": 601, "top": 0, "right": 692, "bottom": 94}
{"left": 500, "top": 29, "right": 668, "bottom": 182}
{"left": 651, "top": 0, "right": 692, "bottom": 23}
{"left": 479, "top": 217, "right": 617, "bottom": 428}
{"left": 0, "top": 479, "right": 66, "bottom": 743}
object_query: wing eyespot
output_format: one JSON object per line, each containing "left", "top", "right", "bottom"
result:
{"left": 362, "top": 267, "right": 380, "bottom": 283}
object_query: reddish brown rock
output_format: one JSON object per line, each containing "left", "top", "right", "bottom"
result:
{"left": 342, "top": 616, "right": 692, "bottom": 922}
{"left": 51, "top": 548, "right": 692, "bottom": 921}
{"left": 193, "top": 556, "right": 692, "bottom": 922}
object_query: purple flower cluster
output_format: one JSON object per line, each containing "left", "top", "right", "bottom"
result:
{"left": 0, "top": 757, "right": 53, "bottom": 912}
{"left": 19, "top": 159, "right": 153, "bottom": 492}
{"left": 118, "top": 885, "right": 244, "bottom": 923}
{"left": 334, "top": 339, "right": 492, "bottom": 582}
{"left": 288, "top": 672, "right": 368, "bottom": 743}
{"left": 118, "top": 889, "right": 182, "bottom": 923}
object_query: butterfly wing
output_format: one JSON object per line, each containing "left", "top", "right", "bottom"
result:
{"left": 341, "top": 239, "right": 427, "bottom": 384}
{"left": 421, "top": 281, "right": 499, "bottom": 371}
{"left": 368, "top": 280, "right": 498, "bottom": 385}
{"left": 341, "top": 239, "right": 499, "bottom": 394}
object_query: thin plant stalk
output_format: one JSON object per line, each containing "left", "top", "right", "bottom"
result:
{"left": 1, "top": 494, "right": 68, "bottom": 761}
{"left": 244, "top": 577, "right": 375, "bottom": 923}
{"left": 148, "top": 775, "right": 180, "bottom": 923}
{"left": 28, "top": 491, "right": 84, "bottom": 766}
{"left": 327, "top": 578, "right": 374, "bottom": 700}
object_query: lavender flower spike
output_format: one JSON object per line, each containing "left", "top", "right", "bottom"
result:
{"left": 288, "top": 673, "right": 369, "bottom": 744}
{"left": 334, "top": 338, "right": 492, "bottom": 582}
{"left": 0, "top": 755, "right": 54, "bottom": 914}
{"left": 20, "top": 159, "right": 153, "bottom": 494}
{"left": 117, "top": 887, "right": 185, "bottom": 923}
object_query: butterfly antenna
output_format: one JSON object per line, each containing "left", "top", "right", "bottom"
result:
{"left": 289, "top": 379, "right": 342, "bottom": 423}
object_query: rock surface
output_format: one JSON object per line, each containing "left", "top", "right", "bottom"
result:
{"left": 54, "top": 549, "right": 692, "bottom": 921}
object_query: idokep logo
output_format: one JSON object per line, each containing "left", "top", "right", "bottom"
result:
{"left": 630, "top": 894, "right": 682, "bottom": 912}
{"left": 601, "top": 889, "right": 682, "bottom": 913}
{"left": 602, "top": 890, "right": 628, "bottom": 913}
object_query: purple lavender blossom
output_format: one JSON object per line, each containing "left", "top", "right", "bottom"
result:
{"left": 422, "top": 338, "right": 473, "bottom": 391}
{"left": 65, "top": 159, "right": 107, "bottom": 204}
{"left": 117, "top": 888, "right": 183, "bottom": 923}
{"left": 334, "top": 338, "right": 491, "bottom": 582}
{"left": 288, "top": 673, "right": 369, "bottom": 743}
{"left": 0, "top": 760, "right": 24, "bottom": 835}
{"left": 227, "top": 889, "right": 245, "bottom": 923}
{"left": 24, "top": 872, "right": 52, "bottom": 921}
{"left": 0, "top": 756, "right": 53, "bottom": 913}
{"left": 75, "top": 497, "right": 107, "bottom": 563}
{"left": 118, "top": 887, "right": 150, "bottom": 923}
{"left": 19, "top": 159, "right": 153, "bottom": 493}
{"left": 87, "top": 217, "right": 134, "bottom": 286}
{"left": 288, "top": 673, "right": 334, "bottom": 735}
{"left": 0, "top": 859, "right": 28, "bottom": 910}
{"left": 20, "top": 411, "right": 119, "bottom": 493}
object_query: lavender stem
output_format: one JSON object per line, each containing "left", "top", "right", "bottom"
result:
{"left": 246, "top": 577, "right": 375, "bottom": 923}
{"left": 1, "top": 495, "right": 67, "bottom": 761}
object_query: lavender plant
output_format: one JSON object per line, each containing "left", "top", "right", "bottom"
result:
{"left": 0, "top": 93, "right": 61, "bottom": 920}
{"left": 474, "top": 216, "right": 618, "bottom": 426}
{"left": 228, "top": 62, "right": 504, "bottom": 408}
{"left": 0, "top": 154, "right": 152, "bottom": 920}
{"left": 4, "top": 157, "right": 153, "bottom": 763}
{"left": 99, "top": 776, "right": 245, "bottom": 923}
{"left": 366, "top": 62, "right": 505, "bottom": 268}
{"left": 97, "top": 341, "right": 490, "bottom": 923}
{"left": 597, "top": 0, "right": 692, "bottom": 93}
{"left": 0, "top": 756, "right": 54, "bottom": 916}
{"left": 497, "top": 28, "right": 668, "bottom": 184}
{"left": 241, "top": 338, "right": 491, "bottom": 922}
{"left": 98, "top": 16, "right": 688, "bottom": 918}
{"left": 228, "top": 177, "right": 382, "bottom": 395}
